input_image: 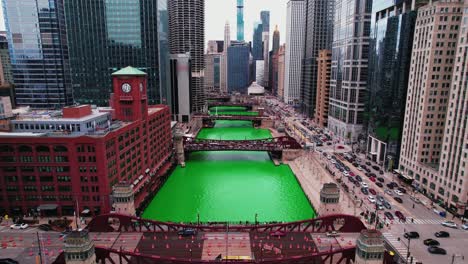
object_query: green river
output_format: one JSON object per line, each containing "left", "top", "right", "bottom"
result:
{"left": 142, "top": 108, "right": 315, "bottom": 223}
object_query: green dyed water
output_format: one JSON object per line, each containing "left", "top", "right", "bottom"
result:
{"left": 142, "top": 119, "right": 315, "bottom": 223}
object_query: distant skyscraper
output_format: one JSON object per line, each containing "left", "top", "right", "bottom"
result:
{"left": 277, "top": 44, "right": 286, "bottom": 101}
{"left": 399, "top": 0, "right": 467, "bottom": 216}
{"left": 272, "top": 25, "right": 280, "bottom": 54}
{"left": 285, "top": 0, "right": 306, "bottom": 105}
{"left": 168, "top": 0, "right": 205, "bottom": 113}
{"left": 205, "top": 45, "right": 222, "bottom": 93}
{"left": 227, "top": 43, "right": 250, "bottom": 93}
{"left": 366, "top": 0, "right": 419, "bottom": 168}
{"left": 220, "top": 21, "right": 231, "bottom": 93}
{"left": 314, "top": 50, "right": 331, "bottom": 128}
{"left": 65, "top": 0, "right": 167, "bottom": 106}
{"left": 0, "top": 35, "right": 13, "bottom": 85}
{"left": 207, "top": 40, "right": 224, "bottom": 53}
{"left": 328, "top": 0, "right": 369, "bottom": 143}
{"left": 3, "top": 0, "right": 72, "bottom": 108}
{"left": 252, "top": 22, "right": 264, "bottom": 61}
{"left": 301, "top": 0, "right": 335, "bottom": 116}
{"left": 237, "top": 0, "right": 244, "bottom": 41}
{"left": 255, "top": 60, "right": 265, "bottom": 86}
{"left": 170, "top": 53, "right": 191, "bottom": 122}
{"left": 261, "top": 11, "right": 270, "bottom": 87}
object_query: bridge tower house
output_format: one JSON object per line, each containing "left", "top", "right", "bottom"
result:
{"left": 112, "top": 182, "right": 136, "bottom": 216}
{"left": 64, "top": 230, "right": 97, "bottom": 264}
{"left": 318, "top": 183, "right": 340, "bottom": 215}
{"left": 354, "top": 229, "right": 385, "bottom": 264}
{"left": 174, "top": 128, "right": 186, "bottom": 165}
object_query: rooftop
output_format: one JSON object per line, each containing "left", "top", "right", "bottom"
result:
{"left": 112, "top": 66, "right": 147, "bottom": 76}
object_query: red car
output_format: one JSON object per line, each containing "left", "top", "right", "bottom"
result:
{"left": 337, "top": 145, "right": 345, "bottom": 149}
{"left": 349, "top": 172, "right": 356, "bottom": 177}
{"left": 369, "top": 177, "right": 376, "bottom": 182}
{"left": 395, "top": 211, "right": 406, "bottom": 222}
{"left": 369, "top": 188, "right": 377, "bottom": 195}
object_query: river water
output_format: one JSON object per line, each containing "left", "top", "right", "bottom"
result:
{"left": 142, "top": 108, "right": 315, "bottom": 223}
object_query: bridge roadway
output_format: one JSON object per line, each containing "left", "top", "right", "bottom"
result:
{"left": 207, "top": 102, "right": 254, "bottom": 108}
{"left": 183, "top": 136, "right": 303, "bottom": 152}
{"left": 194, "top": 114, "right": 266, "bottom": 121}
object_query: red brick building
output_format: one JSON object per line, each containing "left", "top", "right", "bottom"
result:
{"left": 0, "top": 67, "right": 173, "bottom": 216}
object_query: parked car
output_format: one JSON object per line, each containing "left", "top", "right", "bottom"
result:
{"left": 385, "top": 189, "right": 393, "bottom": 195}
{"left": 389, "top": 182, "right": 399, "bottom": 188}
{"left": 354, "top": 181, "right": 360, "bottom": 188}
{"left": 428, "top": 246, "right": 447, "bottom": 255}
{"left": 441, "top": 221, "right": 457, "bottom": 229}
{"left": 38, "top": 224, "right": 52, "bottom": 231}
{"left": 394, "top": 190, "right": 404, "bottom": 196}
{"left": 178, "top": 228, "right": 197, "bottom": 236}
{"left": 383, "top": 201, "right": 392, "bottom": 210}
{"left": 377, "top": 177, "right": 385, "bottom": 182}
{"left": 376, "top": 182, "right": 384, "bottom": 188}
{"left": 403, "top": 231, "right": 420, "bottom": 239}
{"left": 369, "top": 188, "right": 377, "bottom": 195}
{"left": 10, "top": 223, "right": 28, "bottom": 230}
{"left": 394, "top": 197, "right": 403, "bottom": 203}
{"left": 434, "top": 231, "right": 450, "bottom": 238}
{"left": 349, "top": 172, "right": 356, "bottom": 177}
{"left": 365, "top": 161, "right": 371, "bottom": 166}
{"left": 361, "top": 182, "right": 368, "bottom": 188}
{"left": 424, "top": 239, "right": 440, "bottom": 246}
{"left": 386, "top": 184, "right": 395, "bottom": 189}
{"left": 372, "top": 165, "right": 380, "bottom": 170}
{"left": 369, "top": 173, "right": 377, "bottom": 178}
{"left": 368, "top": 195, "right": 376, "bottom": 203}
{"left": 461, "top": 224, "right": 468, "bottom": 230}
{"left": 361, "top": 187, "right": 369, "bottom": 195}
{"left": 379, "top": 170, "right": 384, "bottom": 175}
{"left": 397, "top": 187, "right": 407, "bottom": 194}
{"left": 384, "top": 212, "right": 394, "bottom": 220}
{"left": 395, "top": 211, "right": 406, "bottom": 222}
{"left": 369, "top": 177, "right": 376, "bottom": 182}
{"left": 356, "top": 176, "right": 362, "bottom": 182}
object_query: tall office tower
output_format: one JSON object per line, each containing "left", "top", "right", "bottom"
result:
{"left": 220, "top": 21, "right": 231, "bottom": 93}
{"left": 3, "top": 0, "right": 72, "bottom": 108}
{"left": 284, "top": 0, "right": 306, "bottom": 105}
{"left": 255, "top": 60, "right": 265, "bottom": 86}
{"left": 314, "top": 50, "right": 331, "bottom": 128}
{"left": 227, "top": 43, "right": 250, "bottom": 93}
{"left": 328, "top": 0, "right": 369, "bottom": 143}
{"left": 272, "top": 25, "right": 280, "bottom": 54}
{"left": 261, "top": 11, "right": 270, "bottom": 87}
{"left": 237, "top": 0, "right": 244, "bottom": 41}
{"left": 207, "top": 40, "right": 224, "bottom": 53}
{"left": 399, "top": 0, "right": 466, "bottom": 213}
{"left": 205, "top": 52, "right": 222, "bottom": 93}
{"left": 277, "top": 44, "right": 286, "bottom": 101}
{"left": 366, "top": 0, "right": 422, "bottom": 169}
{"left": 301, "top": 0, "right": 335, "bottom": 116}
{"left": 170, "top": 53, "right": 192, "bottom": 122}
{"left": 65, "top": 0, "right": 168, "bottom": 106}
{"left": 168, "top": 0, "right": 205, "bottom": 113}
{"left": 252, "top": 22, "right": 264, "bottom": 60}
{"left": 0, "top": 35, "right": 13, "bottom": 85}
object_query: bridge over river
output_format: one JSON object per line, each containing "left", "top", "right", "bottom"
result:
{"left": 183, "top": 136, "right": 302, "bottom": 152}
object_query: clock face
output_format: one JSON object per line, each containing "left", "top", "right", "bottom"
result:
{"left": 121, "top": 83, "right": 131, "bottom": 93}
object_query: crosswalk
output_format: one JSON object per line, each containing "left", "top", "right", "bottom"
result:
{"left": 393, "top": 218, "right": 446, "bottom": 225}
{"left": 383, "top": 232, "right": 421, "bottom": 263}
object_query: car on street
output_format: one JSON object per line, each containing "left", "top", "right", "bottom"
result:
{"left": 361, "top": 187, "right": 369, "bottom": 195}
{"left": 369, "top": 177, "right": 376, "bottom": 182}
{"left": 361, "top": 182, "right": 368, "bottom": 188}
{"left": 178, "top": 228, "right": 197, "bottom": 236}
{"left": 366, "top": 161, "right": 371, "bottom": 166}
{"left": 385, "top": 189, "right": 393, "bottom": 195}
{"left": 369, "top": 172, "right": 377, "bottom": 178}
{"left": 369, "top": 188, "right": 377, "bottom": 195}
{"left": 386, "top": 183, "right": 395, "bottom": 189}
{"left": 383, "top": 201, "right": 392, "bottom": 209}
{"left": 434, "top": 231, "right": 450, "bottom": 237}
{"left": 377, "top": 177, "right": 385, "bottom": 182}
{"left": 384, "top": 212, "right": 394, "bottom": 220}
{"left": 349, "top": 172, "right": 356, "bottom": 177}
{"left": 441, "top": 221, "right": 457, "bottom": 229}
{"left": 379, "top": 170, "right": 384, "bottom": 175}
{"left": 368, "top": 195, "right": 376, "bottom": 203}
{"left": 337, "top": 145, "right": 345, "bottom": 149}
{"left": 0, "top": 258, "right": 19, "bottom": 264}
{"left": 270, "top": 230, "right": 286, "bottom": 237}
{"left": 354, "top": 181, "right": 360, "bottom": 188}
{"left": 356, "top": 176, "right": 362, "bottom": 182}
{"left": 372, "top": 165, "right": 380, "bottom": 170}
{"left": 424, "top": 239, "right": 440, "bottom": 246}
{"left": 376, "top": 182, "right": 384, "bottom": 188}
{"left": 404, "top": 231, "right": 420, "bottom": 239}
{"left": 393, "top": 197, "right": 403, "bottom": 203}
{"left": 10, "top": 223, "right": 28, "bottom": 230}
{"left": 428, "top": 246, "right": 447, "bottom": 255}
{"left": 376, "top": 195, "right": 385, "bottom": 202}
{"left": 38, "top": 224, "right": 52, "bottom": 231}
{"left": 395, "top": 211, "right": 406, "bottom": 222}
{"left": 394, "top": 190, "right": 403, "bottom": 196}
{"left": 461, "top": 224, "right": 468, "bottom": 230}
{"left": 326, "top": 231, "right": 340, "bottom": 237}
{"left": 397, "top": 187, "right": 407, "bottom": 194}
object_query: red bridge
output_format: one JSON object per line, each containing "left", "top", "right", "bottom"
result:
{"left": 183, "top": 136, "right": 302, "bottom": 152}
{"left": 208, "top": 101, "right": 254, "bottom": 108}
{"left": 53, "top": 214, "right": 370, "bottom": 264}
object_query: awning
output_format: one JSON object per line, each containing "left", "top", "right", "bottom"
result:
{"left": 138, "top": 175, "right": 144, "bottom": 181}
{"left": 133, "top": 179, "right": 139, "bottom": 185}
{"left": 145, "top": 168, "right": 150, "bottom": 174}
{"left": 37, "top": 204, "right": 58, "bottom": 211}
{"left": 81, "top": 209, "right": 90, "bottom": 214}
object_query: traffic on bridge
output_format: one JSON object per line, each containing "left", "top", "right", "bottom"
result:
{"left": 183, "top": 136, "right": 302, "bottom": 152}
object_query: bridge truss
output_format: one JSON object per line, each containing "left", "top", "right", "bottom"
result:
{"left": 183, "top": 136, "right": 302, "bottom": 152}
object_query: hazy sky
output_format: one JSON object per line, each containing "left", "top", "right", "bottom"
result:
{"left": 0, "top": 0, "right": 289, "bottom": 45}
{"left": 205, "top": 0, "right": 288, "bottom": 44}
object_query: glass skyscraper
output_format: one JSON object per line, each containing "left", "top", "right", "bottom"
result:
{"left": 252, "top": 22, "right": 263, "bottom": 61}
{"left": 3, "top": 0, "right": 73, "bottom": 108}
{"left": 237, "top": 0, "right": 244, "bottom": 41}
{"left": 65, "top": 0, "right": 164, "bottom": 106}
{"left": 227, "top": 43, "right": 250, "bottom": 93}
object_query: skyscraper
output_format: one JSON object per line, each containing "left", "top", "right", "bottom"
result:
{"left": 168, "top": 0, "right": 205, "bottom": 113}
{"left": 285, "top": 0, "right": 306, "bottom": 105}
{"left": 220, "top": 21, "right": 231, "bottom": 93}
{"left": 314, "top": 50, "right": 331, "bottom": 128}
{"left": 0, "top": 34, "right": 13, "bottom": 85}
{"left": 65, "top": 0, "right": 167, "bottom": 106}
{"left": 399, "top": 0, "right": 468, "bottom": 216}
{"left": 261, "top": 11, "right": 270, "bottom": 88}
{"left": 366, "top": 0, "right": 420, "bottom": 169}
{"left": 3, "top": 0, "right": 73, "bottom": 108}
{"left": 272, "top": 25, "right": 280, "bottom": 54}
{"left": 205, "top": 44, "right": 222, "bottom": 93}
{"left": 328, "top": 0, "right": 370, "bottom": 143}
{"left": 252, "top": 22, "right": 264, "bottom": 61}
{"left": 301, "top": 0, "right": 335, "bottom": 116}
{"left": 237, "top": 0, "right": 244, "bottom": 41}
{"left": 227, "top": 43, "right": 250, "bottom": 93}
{"left": 277, "top": 44, "right": 286, "bottom": 101}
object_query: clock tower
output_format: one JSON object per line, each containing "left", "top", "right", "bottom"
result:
{"left": 111, "top": 66, "right": 148, "bottom": 122}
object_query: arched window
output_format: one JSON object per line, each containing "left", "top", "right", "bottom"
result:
{"left": 18, "top": 145, "right": 33, "bottom": 152}
{"left": 53, "top": 145, "right": 68, "bottom": 152}
{"left": 36, "top": 146, "right": 50, "bottom": 152}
